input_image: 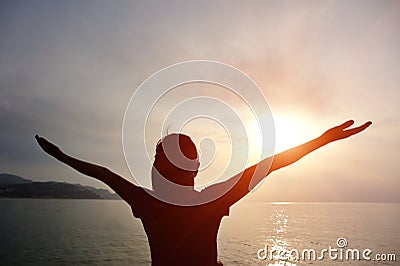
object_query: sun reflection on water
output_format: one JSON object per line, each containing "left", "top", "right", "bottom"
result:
{"left": 268, "top": 207, "right": 297, "bottom": 266}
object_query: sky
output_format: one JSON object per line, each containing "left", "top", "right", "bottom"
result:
{"left": 1, "top": 0, "right": 399, "bottom": 202}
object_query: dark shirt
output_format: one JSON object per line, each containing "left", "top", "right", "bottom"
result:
{"left": 130, "top": 186, "right": 232, "bottom": 266}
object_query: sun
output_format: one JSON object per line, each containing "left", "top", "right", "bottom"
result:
{"left": 272, "top": 113, "right": 314, "bottom": 152}
{"left": 244, "top": 112, "right": 315, "bottom": 163}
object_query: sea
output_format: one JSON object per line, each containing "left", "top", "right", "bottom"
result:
{"left": 0, "top": 199, "right": 398, "bottom": 265}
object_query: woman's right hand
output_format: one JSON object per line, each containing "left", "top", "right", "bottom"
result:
{"left": 35, "top": 135, "right": 63, "bottom": 158}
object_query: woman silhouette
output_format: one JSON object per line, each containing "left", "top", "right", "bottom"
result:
{"left": 35, "top": 119, "right": 371, "bottom": 265}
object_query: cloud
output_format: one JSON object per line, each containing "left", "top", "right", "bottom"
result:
{"left": 0, "top": 1, "right": 399, "bottom": 201}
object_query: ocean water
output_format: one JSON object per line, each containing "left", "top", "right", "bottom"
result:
{"left": 0, "top": 199, "right": 398, "bottom": 265}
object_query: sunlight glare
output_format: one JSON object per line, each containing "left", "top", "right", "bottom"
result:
{"left": 272, "top": 202, "right": 292, "bottom": 205}
{"left": 273, "top": 114, "right": 314, "bottom": 152}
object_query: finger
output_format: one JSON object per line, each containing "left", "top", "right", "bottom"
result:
{"left": 337, "top": 120, "right": 355, "bottom": 130}
{"left": 36, "top": 135, "right": 49, "bottom": 143}
{"left": 353, "top": 121, "right": 372, "bottom": 131}
{"left": 358, "top": 121, "right": 373, "bottom": 131}
{"left": 35, "top": 135, "right": 49, "bottom": 147}
{"left": 345, "top": 121, "right": 372, "bottom": 136}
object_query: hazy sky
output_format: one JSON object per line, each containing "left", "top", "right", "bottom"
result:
{"left": 1, "top": 0, "right": 399, "bottom": 202}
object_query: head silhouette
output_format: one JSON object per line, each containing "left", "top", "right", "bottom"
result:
{"left": 152, "top": 133, "right": 200, "bottom": 189}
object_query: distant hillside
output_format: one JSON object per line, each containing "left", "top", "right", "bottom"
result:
{"left": 0, "top": 173, "right": 33, "bottom": 184}
{"left": 0, "top": 173, "right": 120, "bottom": 200}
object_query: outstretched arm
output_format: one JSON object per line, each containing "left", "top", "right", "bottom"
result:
{"left": 269, "top": 120, "right": 372, "bottom": 172}
{"left": 215, "top": 120, "right": 372, "bottom": 205}
{"left": 35, "top": 135, "right": 136, "bottom": 205}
